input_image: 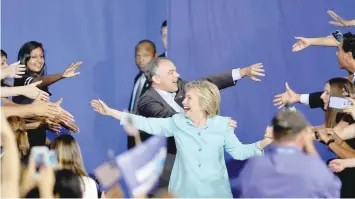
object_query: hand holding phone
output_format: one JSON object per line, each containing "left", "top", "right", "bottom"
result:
{"left": 30, "top": 147, "right": 59, "bottom": 176}
{"left": 329, "top": 96, "right": 353, "bottom": 109}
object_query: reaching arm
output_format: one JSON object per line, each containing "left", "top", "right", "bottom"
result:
{"left": 305, "top": 37, "right": 339, "bottom": 46}
{"left": 0, "top": 111, "right": 20, "bottom": 198}
{"left": 1, "top": 81, "right": 49, "bottom": 101}
{"left": 198, "top": 63, "right": 265, "bottom": 90}
{"left": 2, "top": 102, "right": 60, "bottom": 119}
{"left": 120, "top": 112, "right": 175, "bottom": 137}
{"left": 26, "top": 121, "right": 42, "bottom": 130}
{"left": 335, "top": 123, "right": 355, "bottom": 140}
{"left": 20, "top": 61, "right": 82, "bottom": 88}
{"left": 273, "top": 82, "right": 324, "bottom": 109}
{"left": 199, "top": 70, "right": 235, "bottom": 90}
{"left": 292, "top": 36, "right": 339, "bottom": 52}
{"left": 32, "top": 73, "right": 65, "bottom": 88}
{"left": 224, "top": 128, "right": 264, "bottom": 160}
{"left": 328, "top": 10, "right": 355, "bottom": 27}
{"left": 91, "top": 99, "right": 176, "bottom": 137}
{"left": 326, "top": 138, "right": 355, "bottom": 159}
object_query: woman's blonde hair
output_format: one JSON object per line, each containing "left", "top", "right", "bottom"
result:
{"left": 325, "top": 77, "right": 354, "bottom": 128}
{"left": 185, "top": 80, "right": 220, "bottom": 117}
{"left": 51, "top": 134, "right": 88, "bottom": 176}
{"left": 7, "top": 116, "right": 29, "bottom": 157}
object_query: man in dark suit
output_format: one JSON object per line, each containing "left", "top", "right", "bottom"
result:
{"left": 159, "top": 20, "right": 167, "bottom": 58}
{"left": 274, "top": 32, "right": 355, "bottom": 109}
{"left": 136, "top": 57, "right": 265, "bottom": 188}
{"left": 127, "top": 40, "right": 157, "bottom": 149}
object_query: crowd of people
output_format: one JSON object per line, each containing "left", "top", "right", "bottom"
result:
{"left": 1, "top": 10, "right": 355, "bottom": 198}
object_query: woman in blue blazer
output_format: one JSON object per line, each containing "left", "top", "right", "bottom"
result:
{"left": 91, "top": 80, "right": 273, "bottom": 198}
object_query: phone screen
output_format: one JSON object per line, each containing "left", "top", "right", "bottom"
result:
{"left": 35, "top": 153, "right": 46, "bottom": 172}
{"left": 329, "top": 96, "right": 352, "bottom": 109}
{"left": 48, "top": 151, "right": 59, "bottom": 168}
{"left": 332, "top": 30, "right": 343, "bottom": 43}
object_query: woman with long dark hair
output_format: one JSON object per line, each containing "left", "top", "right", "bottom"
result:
{"left": 13, "top": 41, "right": 82, "bottom": 104}
{"left": 13, "top": 41, "right": 82, "bottom": 147}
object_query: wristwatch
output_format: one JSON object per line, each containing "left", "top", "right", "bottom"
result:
{"left": 326, "top": 139, "right": 335, "bottom": 146}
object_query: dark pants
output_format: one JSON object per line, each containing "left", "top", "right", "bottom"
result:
{"left": 157, "top": 153, "right": 176, "bottom": 189}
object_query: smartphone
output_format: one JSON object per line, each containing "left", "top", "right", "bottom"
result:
{"left": 30, "top": 147, "right": 59, "bottom": 175}
{"left": 47, "top": 150, "right": 59, "bottom": 169}
{"left": 331, "top": 30, "right": 343, "bottom": 43}
{"left": 329, "top": 96, "right": 352, "bottom": 109}
{"left": 30, "top": 146, "right": 49, "bottom": 175}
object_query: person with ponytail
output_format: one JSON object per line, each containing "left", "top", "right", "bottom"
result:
{"left": 7, "top": 116, "right": 29, "bottom": 159}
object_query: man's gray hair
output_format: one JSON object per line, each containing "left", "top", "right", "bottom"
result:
{"left": 143, "top": 57, "right": 168, "bottom": 83}
{"left": 272, "top": 109, "right": 309, "bottom": 140}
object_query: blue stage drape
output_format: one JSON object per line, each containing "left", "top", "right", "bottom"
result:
{"left": 2, "top": 1, "right": 355, "bottom": 191}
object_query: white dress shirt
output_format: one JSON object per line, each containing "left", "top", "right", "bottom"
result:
{"left": 154, "top": 88, "right": 184, "bottom": 113}
{"left": 130, "top": 74, "right": 146, "bottom": 111}
{"left": 154, "top": 69, "right": 242, "bottom": 112}
{"left": 300, "top": 72, "right": 355, "bottom": 106}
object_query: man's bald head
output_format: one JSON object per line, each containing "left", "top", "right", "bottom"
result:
{"left": 135, "top": 40, "right": 157, "bottom": 71}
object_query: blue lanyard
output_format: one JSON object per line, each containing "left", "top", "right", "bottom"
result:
{"left": 268, "top": 145, "right": 302, "bottom": 154}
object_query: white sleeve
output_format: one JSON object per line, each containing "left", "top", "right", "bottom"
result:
{"left": 81, "top": 177, "right": 99, "bottom": 199}
{"left": 232, "top": 68, "right": 241, "bottom": 81}
{"left": 300, "top": 94, "right": 310, "bottom": 106}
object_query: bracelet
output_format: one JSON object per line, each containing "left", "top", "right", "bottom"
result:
{"left": 264, "top": 136, "right": 273, "bottom": 139}
{"left": 333, "top": 131, "right": 344, "bottom": 145}
{"left": 326, "top": 139, "right": 335, "bottom": 146}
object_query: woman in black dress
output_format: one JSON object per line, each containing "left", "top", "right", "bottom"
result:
{"left": 13, "top": 41, "right": 82, "bottom": 147}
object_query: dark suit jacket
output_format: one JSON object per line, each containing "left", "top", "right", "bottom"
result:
{"left": 128, "top": 72, "right": 149, "bottom": 112}
{"left": 309, "top": 92, "right": 324, "bottom": 109}
{"left": 127, "top": 70, "right": 236, "bottom": 153}
{"left": 158, "top": 52, "right": 166, "bottom": 57}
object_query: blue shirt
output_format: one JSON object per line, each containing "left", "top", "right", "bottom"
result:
{"left": 234, "top": 145, "right": 341, "bottom": 198}
{"left": 120, "top": 112, "right": 263, "bottom": 198}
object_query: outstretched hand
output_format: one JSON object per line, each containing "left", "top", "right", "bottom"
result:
{"left": 241, "top": 63, "right": 265, "bottom": 82}
{"left": 328, "top": 10, "right": 354, "bottom": 27}
{"left": 273, "top": 82, "right": 300, "bottom": 109}
{"left": 1, "top": 61, "right": 26, "bottom": 79}
{"left": 62, "top": 61, "right": 83, "bottom": 78}
{"left": 25, "top": 81, "right": 49, "bottom": 101}
{"left": 91, "top": 99, "right": 112, "bottom": 116}
{"left": 292, "top": 37, "right": 310, "bottom": 52}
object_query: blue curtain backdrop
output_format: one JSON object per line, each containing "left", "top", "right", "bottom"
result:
{"left": 168, "top": 0, "right": 354, "bottom": 161}
{"left": 2, "top": 0, "right": 355, "bottom": 189}
{"left": 2, "top": 0, "right": 167, "bottom": 171}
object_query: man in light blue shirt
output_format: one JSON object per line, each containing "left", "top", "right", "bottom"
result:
{"left": 235, "top": 109, "right": 341, "bottom": 198}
